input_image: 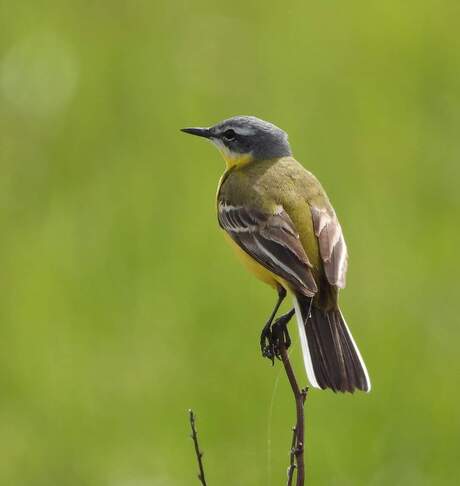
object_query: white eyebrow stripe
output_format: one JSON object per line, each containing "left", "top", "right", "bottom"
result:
{"left": 216, "top": 126, "right": 257, "bottom": 136}
{"left": 233, "top": 126, "right": 257, "bottom": 136}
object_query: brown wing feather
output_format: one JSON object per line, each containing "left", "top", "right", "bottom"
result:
{"left": 218, "top": 201, "right": 318, "bottom": 296}
{"left": 310, "top": 206, "right": 348, "bottom": 288}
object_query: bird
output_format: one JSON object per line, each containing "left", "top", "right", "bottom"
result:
{"left": 181, "top": 116, "right": 371, "bottom": 393}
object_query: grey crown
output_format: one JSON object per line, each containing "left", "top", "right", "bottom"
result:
{"left": 210, "top": 116, "right": 292, "bottom": 161}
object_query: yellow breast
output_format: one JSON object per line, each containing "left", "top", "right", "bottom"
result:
{"left": 223, "top": 233, "right": 292, "bottom": 291}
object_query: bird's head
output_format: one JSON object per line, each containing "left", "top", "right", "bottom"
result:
{"left": 181, "top": 115, "right": 291, "bottom": 168}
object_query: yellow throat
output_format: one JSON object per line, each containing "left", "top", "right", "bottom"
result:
{"left": 214, "top": 143, "right": 253, "bottom": 169}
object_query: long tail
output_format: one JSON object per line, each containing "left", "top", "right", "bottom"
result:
{"left": 293, "top": 293, "right": 371, "bottom": 393}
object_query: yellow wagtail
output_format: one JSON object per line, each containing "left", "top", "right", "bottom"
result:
{"left": 181, "top": 116, "right": 370, "bottom": 393}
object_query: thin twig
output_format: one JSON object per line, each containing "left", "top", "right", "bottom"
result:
{"left": 286, "top": 426, "right": 297, "bottom": 486}
{"left": 276, "top": 329, "right": 309, "bottom": 486}
{"left": 188, "top": 409, "right": 208, "bottom": 486}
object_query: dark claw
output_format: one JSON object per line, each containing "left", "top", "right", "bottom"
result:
{"left": 271, "top": 313, "right": 293, "bottom": 360}
{"left": 263, "top": 346, "right": 275, "bottom": 365}
{"left": 260, "top": 324, "right": 275, "bottom": 364}
{"left": 259, "top": 307, "right": 295, "bottom": 365}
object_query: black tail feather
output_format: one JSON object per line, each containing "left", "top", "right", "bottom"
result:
{"left": 296, "top": 294, "right": 370, "bottom": 393}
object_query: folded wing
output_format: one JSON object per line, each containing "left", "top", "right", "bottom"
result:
{"left": 218, "top": 200, "right": 318, "bottom": 297}
{"left": 310, "top": 206, "right": 348, "bottom": 288}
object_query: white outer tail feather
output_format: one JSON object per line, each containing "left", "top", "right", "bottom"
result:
{"left": 293, "top": 296, "right": 320, "bottom": 389}
{"left": 292, "top": 296, "right": 372, "bottom": 392}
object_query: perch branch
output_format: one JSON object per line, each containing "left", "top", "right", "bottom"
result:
{"left": 286, "top": 426, "right": 297, "bottom": 486}
{"left": 274, "top": 325, "right": 309, "bottom": 486}
{"left": 188, "top": 409, "right": 208, "bottom": 486}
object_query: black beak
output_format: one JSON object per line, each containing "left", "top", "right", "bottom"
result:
{"left": 180, "top": 127, "right": 212, "bottom": 139}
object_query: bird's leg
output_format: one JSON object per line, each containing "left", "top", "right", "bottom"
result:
{"left": 260, "top": 286, "right": 287, "bottom": 363}
{"left": 272, "top": 308, "right": 295, "bottom": 360}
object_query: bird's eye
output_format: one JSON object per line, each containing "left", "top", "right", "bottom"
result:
{"left": 223, "top": 129, "right": 236, "bottom": 141}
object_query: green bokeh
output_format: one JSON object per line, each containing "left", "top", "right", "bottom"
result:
{"left": 1, "top": 1, "right": 459, "bottom": 485}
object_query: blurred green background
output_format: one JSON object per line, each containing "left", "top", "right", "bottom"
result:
{"left": 1, "top": 1, "right": 459, "bottom": 485}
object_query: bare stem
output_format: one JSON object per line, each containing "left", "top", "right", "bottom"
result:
{"left": 188, "top": 409, "right": 208, "bottom": 486}
{"left": 286, "top": 427, "right": 297, "bottom": 486}
{"left": 276, "top": 331, "right": 308, "bottom": 486}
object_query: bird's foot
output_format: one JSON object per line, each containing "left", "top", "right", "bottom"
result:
{"left": 271, "top": 313, "right": 292, "bottom": 360}
{"left": 260, "top": 311, "right": 293, "bottom": 364}
{"left": 260, "top": 309, "right": 294, "bottom": 365}
{"left": 260, "top": 323, "right": 275, "bottom": 365}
